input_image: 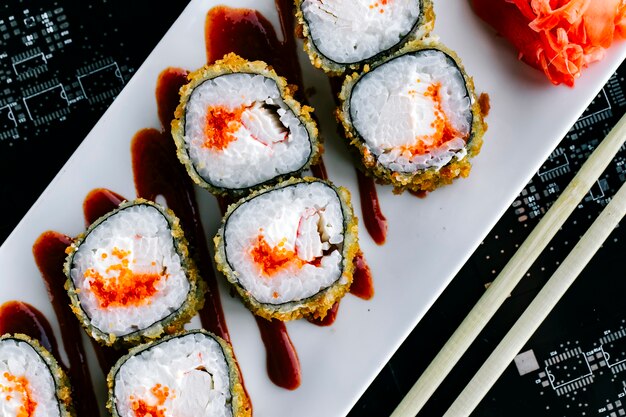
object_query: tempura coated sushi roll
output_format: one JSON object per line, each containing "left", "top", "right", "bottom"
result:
{"left": 64, "top": 199, "right": 206, "bottom": 347}
{"left": 337, "top": 40, "right": 488, "bottom": 194}
{"left": 171, "top": 53, "right": 321, "bottom": 196}
{"left": 295, "top": 0, "right": 435, "bottom": 75}
{"left": 107, "top": 329, "right": 251, "bottom": 417}
{"left": 0, "top": 334, "right": 75, "bottom": 417}
{"left": 214, "top": 177, "right": 358, "bottom": 321}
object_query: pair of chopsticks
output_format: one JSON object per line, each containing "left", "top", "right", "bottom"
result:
{"left": 390, "top": 111, "right": 626, "bottom": 417}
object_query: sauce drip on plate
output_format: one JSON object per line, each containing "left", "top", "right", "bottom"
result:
{"left": 135, "top": 66, "right": 232, "bottom": 342}
{"left": 254, "top": 317, "right": 301, "bottom": 390}
{"left": 205, "top": 2, "right": 373, "bottom": 366}
{"left": 310, "top": 159, "right": 375, "bottom": 303}
{"left": 83, "top": 188, "right": 126, "bottom": 226}
{"left": 0, "top": 301, "right": 58, "bottom": 357}
{"left": 350, "top": 252, "right": 375, "bottom": 300}
{"left": 307, "top": 302, "right": 339, "bottom": 327}
{"left": 16, "top": 2, "right": 379, "bottom": 404}
{"left": 133, "top": 64, "right": 251, "bottom": 410}
{"left": 328, "top": 72, "right": 388, "bottom": 245}
{"left": 205, "top": 2, "right": 302, "bottom": 93}
{"left": 32, "top": 231, "right": 103, "bottom": 417}
{"left": 205, "top": 3, "right": 305, "bottom": 390}
{"left": 355, "top": 170, "right": 388, "bottom": 246}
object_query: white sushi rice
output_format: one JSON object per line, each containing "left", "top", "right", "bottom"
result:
{"left": 301, "top": 0, "right": 421, "bottom": 64}
{"left": 0, "top": 339, "right": 60, "bottom": 417}
{"left": 225, "top": 182, "right": 346, "bottom": 304}
{"left": 69, "top": 204, "right": 190, "bottom": 337}
{"left": 350, "top": 50, "right": 472, "bottom": 172}
{"left": 184, "top": 73, "right": 311, "bottom": 190}
{"left": 113, "top": 332, "right": 233, "bottom": 417}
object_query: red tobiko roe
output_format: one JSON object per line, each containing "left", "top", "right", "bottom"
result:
{"left": 472, "top": 0, "right": 626, "bottom": 86}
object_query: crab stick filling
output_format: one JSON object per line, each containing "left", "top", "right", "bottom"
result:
{"left": 301, "top": 0, "right": 421, "bottom": 63}
{"left": 350, "top": 50, "right": 473, "bottom": 172}
{"left": 113, "top": 333, "right": 233, "bottom": 417}
{"left": 69, "top": 205, "right": 190, "bottom": 336}
{"left": 250, "top": 208, "right": 330, "bottom": 277}
{"left": 224, "top": 182, "right": 346, "bottom": 304}
{"left": 203, "top": 102, "right": 289, "bottom": 151}
{"left": 400, "top": 82, "right": 462, "bottom": 155}
{"left": 184, "top": 73, "right": 311, "bottom": 189}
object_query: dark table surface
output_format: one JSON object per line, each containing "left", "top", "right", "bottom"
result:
{"left": 1, "top": 1, "right": 625, "bottom": 416}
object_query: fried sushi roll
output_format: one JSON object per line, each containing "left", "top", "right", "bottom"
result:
{"left": 295, "top": 0, "right": 435, "bottom": 75}
{"left": 337, "top": 40, "right": 488, "bottom": 194}
{"left": 214, "top": 177, "right": 358, "bottom": 321}
{"left": 171, "top": 53, "right": 321, "bottom": 196}
{"left": 107, "top": 330, "right": 251, "bottom": 417}
{"left": 0, "top": 334, "right": 75, "bottom": 417}
{"left": 64, "top": 199, "right": 205, "bottom": 347}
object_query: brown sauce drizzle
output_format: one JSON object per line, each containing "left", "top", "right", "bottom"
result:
{"left": 273, "top": 0, "right": 304, "bottom": 91}
{"left": 206, "top": 7, "right": 278, "bottom": 65}
{"left": 140, "top": 67, "right": 231, "bottom": 342}
{"left": 83, "top": 188, "right": 126, "bottom": 226}
{"left": 409, "top": 190, "right": 429, "bottom": 199}
{"left": 205, "top": 3, "right": 302, "bottom": 91}
{"left": 254, "top": 317, "right": 301, "bottom": 390}
{"left": 156, "top": 67, "right": 190, "bottom": 130}
{"left": 309, "top": 159, "right": 376, "bottom": 308}
{"left": 310, "top": 158, "right": 328, "bottom": 180}
{"left": 134, "top": 66, "right": 252, "bottom": 410}
{"left": 328, "top": 75, "right": 388, "bottom": 245}
{"left": 355, "top": 169, "right": 388, "bottom": 245}
{"left": 216, "top": 195, "right": 232, "bottom": 216}
{"left": 10, "top": 3, "right": 383, "bottom": 407}
{"left": 350, "top": 252, "right": 375, "bottom": 300}
{"left": 206, "top": 0, "right": 378, "bottom": 276}
{"left": 205, "top": 3, "right": 305, "bottom": 391}
{"left": 307, "top": 302, "right": 339, "bottom": 327}
{"left": 0, "top": 301, "right": 59, "bottom": 357}
{"left": 32, "top": 231, "right": 102, "bottom": 416}
{"left": 310, "top": 160, "right": 376, "bottom": 308}
{"left": 216, "top": 195, "right": 302, "bottom": 390}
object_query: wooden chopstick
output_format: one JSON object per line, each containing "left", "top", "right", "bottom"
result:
{"left": 390, "top": 112, "right": 626, "bottom": 417}
{"left": 443, "top": 179, "right": 626, "bottom": 416}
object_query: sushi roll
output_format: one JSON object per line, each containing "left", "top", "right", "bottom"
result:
{"left": 336, "top": 40, "right": 488, "bottom": 194}
{"left": 171, "top": 53, "right": 321, "bottom": 196}
{"left": 107, "top": 329, "right": 251, "bottom": 417}
{"left": 295, "top": 0, "right": 435, "bottom": 75}
{"left": 64, "top": 198, "right": 206, "bottom": 347}
{"left": 214, "top": 177, "right": 359, "bottom": 321}
{"left": 0, "top": 333, "right": 75, "bottom": 417}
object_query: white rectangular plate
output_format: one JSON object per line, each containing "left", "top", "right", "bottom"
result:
{"left": 1, "top": 0, "right": 625, "bottom": 416}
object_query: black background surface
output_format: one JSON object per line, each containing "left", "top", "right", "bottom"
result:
{"left": 1, "top": 1, "right": 625, "bottom": 416}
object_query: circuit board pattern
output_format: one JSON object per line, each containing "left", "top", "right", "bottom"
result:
{"left": 0, "top": 2, "right": 133, "bottom": 143}
{"left": 499, "top": 321, "right": 626, "bottom": 417}
{"left": 350, "top": 65, "right": 626, "bottom": 417}
{"left": 0, "top": 2, "right": 624, "bottom": 416}
{"left": 0, "top": 0, "right": 188, "bottom": 242}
